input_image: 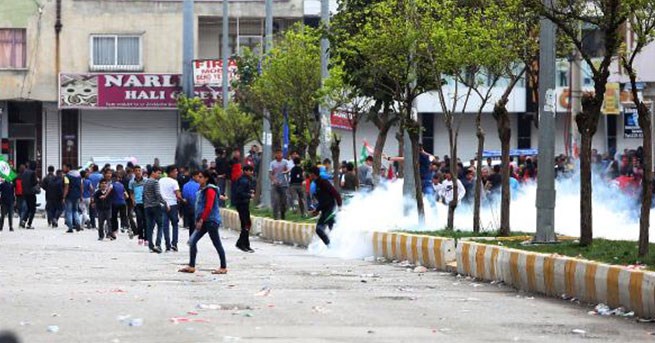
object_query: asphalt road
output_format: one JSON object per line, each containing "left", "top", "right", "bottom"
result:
{"left": 0, "top": 218, "right": 653, "bottom": 343}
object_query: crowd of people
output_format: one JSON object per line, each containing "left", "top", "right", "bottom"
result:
{"left": 1, "top": 143, "right": 647, "bottom": 274}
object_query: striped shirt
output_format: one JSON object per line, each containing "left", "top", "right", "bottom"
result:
{"left": 143, "top": 178, "right": 165, "bottom": 208}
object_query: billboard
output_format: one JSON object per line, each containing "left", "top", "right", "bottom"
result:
{"left": 59, "top": 73, "right": 224, "bottom": 110}
{"left": 193, "top": 59, "right": 238, "bottom": 86}
{"left": 624, "top": 107, "right": 643, "bottom": 139}
{"left": 331, "top": 109, "right": 353, "bottom": 131}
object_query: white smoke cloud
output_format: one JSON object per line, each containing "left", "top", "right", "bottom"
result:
{"left": 308, "top": 176, "right": 651, "bottom": 259}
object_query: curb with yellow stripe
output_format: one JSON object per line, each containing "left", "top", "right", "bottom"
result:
{"left": 372, "top": 232, "right": 456, "bottom": 270}
{"left": 457, "top": 241, "right": 655, "bottom": 318}
{"left": 219, "top": 208, "right": 314, "bottom": 247}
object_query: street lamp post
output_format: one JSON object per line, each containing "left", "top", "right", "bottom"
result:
{"left": 259, "top": 0, "right": 273, "bottom": 208}
{"left": 534, "top": 0, "right": 557, "bottom": 243}
{"left": 318, "top": 0, "right": 331, "bottom": 159}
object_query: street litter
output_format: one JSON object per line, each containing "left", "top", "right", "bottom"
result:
{"left": 571, "top": 329, "right": 586, "bottom": 335}
{"left": 47, "top": 325, "right": 60, "bottom": 333}
{"left": 170, "top": 317, "right": 211, "bottom": 324}
{"left": 413, "top": 266, "right": 428, "bottom": 273}
{"left": 19, "top": 321, "right": 31, "bottom": 326}
{"left": 128, "top": 318, "right": 144, "bottom": 327}
{"left": 312, "top": 306, "right": 331, "bottom": 314}
{"left": 111, "top": 288, "right": 127, "bottom": 293}
{"left": 255, "top": 287, "right": 272, "bottom": 297}
{"left": 588, "top": 303, "right": 634, "bottom": 317}
{"left": 116, "top": 314, "right": 131, "bottom": 322}
{"left": 197, "top": 304, "right": 222, "bottom": 310}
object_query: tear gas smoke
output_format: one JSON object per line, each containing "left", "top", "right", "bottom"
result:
{"left": 309, "top": 176, "right": 651, "bottom": 259}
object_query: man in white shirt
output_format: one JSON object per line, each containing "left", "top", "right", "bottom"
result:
{"left": 438, "top": 169, "right": 465, "bottom": 205}
{"left": 160, "top": 165, "right": 182, "bottom": 251}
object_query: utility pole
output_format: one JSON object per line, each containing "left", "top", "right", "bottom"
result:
{"left": 318, "top": 0, "right": 331, "bottom": 159}
{"left": 534, "top": 0, "right": 557, "bottom": 243}
{"left": 259, "top": 0, "right": 273, "bottom": 208}
{"left": 182, "top": 0, "right": 194, "bottom": 98}
{"left": 222, "top": 0, "right": 229, "bottom": 109}
{"left": 176, "top": 0, "right": 200, "bottom": 170}
{"left": 569, "top": 24, "right": 581, "bottom": 158}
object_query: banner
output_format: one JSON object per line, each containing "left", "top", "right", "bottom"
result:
{"left": 0, "top": 156, "right": 17, "bottom": 181}
{"left": 193, "top": 59, "right": 238, "bottom": 86}
{"left": 602, "top": 82, "right": 621, "bottom": 115}
{"left": 331, "top": 109, "right": 353, "bottom": 130}
{"left": 624, "top": 107, "right": 643, "bottom": 139}
{"left": 59, "top": 73, "right": 228, "bottom": 110}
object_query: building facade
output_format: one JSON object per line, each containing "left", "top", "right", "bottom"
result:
{"left": 0, "top": 0, "right": 303, "bottom": 175}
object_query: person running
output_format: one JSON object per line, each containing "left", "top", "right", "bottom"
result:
{"left": 0, "top": 178, "right": 15, "bottom": 231}
{"left": 129, "top": 165, "right": 148, "bottom": 246}
{"left": 80, "top": 170, "right": 94, "bottom": 229}
{"left": 160, "top": 165, "right": 182, "bottom": 251}
{"left": 181, "top": 170, "right": 200, "bottom": 235}
{"left": 143, "top": 166, "right": 167, "bottom": 253}
{"left": 63, "top": 163, "right": 83, "bottom": 233}
{"left": 93, "top": 179, "right": 112, "bottom": 241}
{"left": 178, "top": 171, "right": 227, "bottom": 274}
{"left": 308, "top": 166, "right": 342, "bottom": 246}
{"left": 20, "top": 161, "right": 38, "bottom": 229}
{"left": 233, "top": 165, "right": 256, "bottom": 253}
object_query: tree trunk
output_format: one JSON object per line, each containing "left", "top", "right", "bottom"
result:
{"left": 408, "top": 127, "right": 425, "bottom": 224}
{"left": 352, "top": 127, "right": 358, "bottom": 176}
{"left": 370, "top": 123, "right": 392, "bottom": 185}
{"left": 473, "top": 112, "right": 485, "bottom": 233}
{"left": 579, "top": 130, "right": 593, "bottom": 246}
{"left": 495, "top": 101, "right": 511, "bottom": 236}
{"left": 576, "top": 94, "right": 602, "bottom": 247}
{"left": 307, "top": 137, "right": 319, "bottom": 163}
{"left": 396, "top": 131, "right": 404, "bottom": 178}
{"left": 331, "top": 135, "right": 341, "bottom": 191}
{"left": 446, "top": 121, "right": 458, "bottom": 230}
{"left": 638, "top": 103, "right": 652, "bottom": 257}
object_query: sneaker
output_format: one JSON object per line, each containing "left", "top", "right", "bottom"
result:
{"left": 246, "top": 248, "right": 255, "bottom": 253}
{"left": 9, "top": 228, "right": 14, "bottom": 232}
{"left": 128, "top": 229, "right": 134, "bottom": 239}
{"left": 150, "top": 247, "right": 162, "bottom": 254}
{"left": 97, "top": 237, "right": 104, "bottom": 241}
{"left": 66, "top": 229, "right": 74, "bottom": 233}
{"left": 26, "top": 226, "right": 34, "bottom": 230}
{"left": 171, "top": 246, "right": 178, "bottom": 252}
{"left": 19, "top": 221, "right": 25, "bottom": 229}
{"left": 235, "top": 243, "right": 249, "bottom": 253}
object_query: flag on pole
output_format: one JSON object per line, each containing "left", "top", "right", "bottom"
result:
{"left": 0, "top": 156, "right": 17, "bottom": 181}
{"left": 359, "top": 140, "right": 374, "bottom": 164}
{"left": 283, "top": 106, "right": 290, "bottom": 158}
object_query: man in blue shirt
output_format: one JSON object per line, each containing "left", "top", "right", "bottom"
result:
{"left": 181, "top": 171, "right": 200, "bottom": 235}
{"left": 129, "top": 165, "right": 148, "bottom": 245}
{"left": 88, "top": 165, "right": 103, "bottom": 229}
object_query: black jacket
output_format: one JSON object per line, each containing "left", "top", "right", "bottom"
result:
{"left": 232, "top": 175, "right": 255, "bottom": 206}
{"left": 21, "top": 169, "right": 39, "bottom": 195}
{"left": 314, "top": 178, "right": 342, "bottom": 211}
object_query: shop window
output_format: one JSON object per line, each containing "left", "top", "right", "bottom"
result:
{"left": 0, "top": 28, "right": 26, "bottom": 68}
{"left": 90, "top": 35, "right": 142, "bottom": 71}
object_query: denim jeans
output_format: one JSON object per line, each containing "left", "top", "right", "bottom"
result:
{"left": 65, "top": 199, "right": 81, "bottom": 230}
{"left": 0, "top": 202, "right": 13, "bottom": 229}
{"left": 145, "top": 206, "right": 165, "bottom": 250}
{"left": 188, "top": 221, "right": 226, "bottom": 268}
{"left": 134, "top": 204, "right": 146, "bottom": 240}
{"left": 162, "top": 204, "right": 179, "bottom": 248}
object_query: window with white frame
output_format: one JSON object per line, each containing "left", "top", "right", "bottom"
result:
{"left": 0, "top": 28, "right": 26, "bottom": 68}
{"left": 90, "top": 35, "right": 142, "bottom": 71}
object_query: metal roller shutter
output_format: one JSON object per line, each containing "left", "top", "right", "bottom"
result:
{"left": 80, "top": 110, "right": 179, "bottom": 167}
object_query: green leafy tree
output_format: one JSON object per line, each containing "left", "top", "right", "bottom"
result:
{"left": 345, "top": 0, "right": 436, "bottom": 223}
{"left": 331, "top": 0, "right": 400, "bottom": 185}
{"left": 252, "top": 24, "right": 322, "bottom": 159}
{"left": 619, "top": 0, "right": 655, "bottom": 256}
{"left": 178, "top": 96, "right": 260, "bottom": 154}
{"left": 528, "top": 0, "right": 631, "bottom": 246}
